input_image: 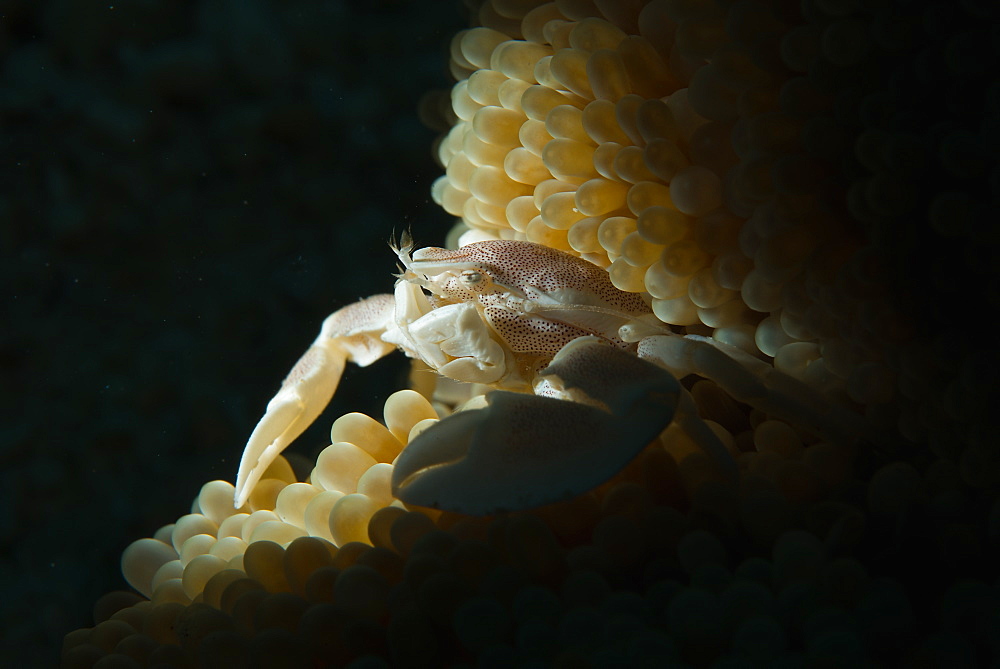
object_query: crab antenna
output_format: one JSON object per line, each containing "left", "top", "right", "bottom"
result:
{"left": 388, "top": 230, "right": 433, "bottom": 289}
{"left": 389, "top": 228, "right": 414, "bottom": 255}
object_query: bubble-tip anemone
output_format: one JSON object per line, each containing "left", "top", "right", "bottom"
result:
{"left": 434, "top": 1, "right": 905, "bottom": 424}
{"left": 63, "top": 0, "right": 999, "bottom": 666}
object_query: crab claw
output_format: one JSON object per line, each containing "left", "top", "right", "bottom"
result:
{"left": 234, "top": 295, "right": 396, "bottom": 508}
{"left": 391, "top": 337, "right": 685, "bottom": 515}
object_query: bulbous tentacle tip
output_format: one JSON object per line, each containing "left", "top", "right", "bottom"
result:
{"left": 391, "top": 340, "right": 685, "bottom": 515}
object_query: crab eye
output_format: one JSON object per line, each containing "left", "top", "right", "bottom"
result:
{"left": 461, "top": 270, "right": 484, "bottom": 286}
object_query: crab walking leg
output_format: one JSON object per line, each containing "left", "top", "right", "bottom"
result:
{"left": 234, "top": 294, "right": 397, "bottom": 508}
{"left": 638, "top": 334, "right": 870, "bottom": 445}
{"left": 392, "top": 338, "right": 695, "bottom": 515}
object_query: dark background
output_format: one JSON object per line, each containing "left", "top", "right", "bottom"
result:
{"left": 1, "top": 1, "right": 465, "bottom": 664}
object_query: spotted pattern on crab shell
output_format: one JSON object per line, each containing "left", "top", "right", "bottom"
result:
{"left": 416, "top": 240, "right": 650, "bottom": 315}
{"left": 329, "top": 294, "right": 396, "bottom": 336}
{"left": 484, "top": 307, "right": 599, "bottom": 355}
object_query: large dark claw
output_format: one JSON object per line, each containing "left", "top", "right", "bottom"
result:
{"left": 391, "top": 338, "right": 686, "bottom": 515}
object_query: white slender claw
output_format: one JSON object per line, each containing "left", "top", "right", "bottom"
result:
{"left": 234, "top": 295, "right": 396, "bottom": 508}
{"left": 391, "top": 338, "right": 686, "bottom": 515}
{"left": 234, "top": 343, "right": 347, "bottom": 508}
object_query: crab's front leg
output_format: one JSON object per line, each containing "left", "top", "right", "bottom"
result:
{"left": 234, "top": 294, "right": 397, "bottom": 508}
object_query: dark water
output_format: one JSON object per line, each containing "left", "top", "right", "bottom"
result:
{"left": 0, "top": 1, "right": 465, "bottom": 664}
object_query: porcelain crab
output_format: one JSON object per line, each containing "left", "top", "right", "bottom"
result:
{"left": 234, "top": 237, "right": 866, "bottom": 514}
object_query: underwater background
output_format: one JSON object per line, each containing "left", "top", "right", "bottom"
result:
{"left": 1, "top": 1, "right": 465, "bottom": 664}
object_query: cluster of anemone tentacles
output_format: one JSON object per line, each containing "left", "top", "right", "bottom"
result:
{"left": 429, "top": 0, "right": 995, "bottom": 457}
{"left": 64, "top": 0, "right": 999, "bottom": 667}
